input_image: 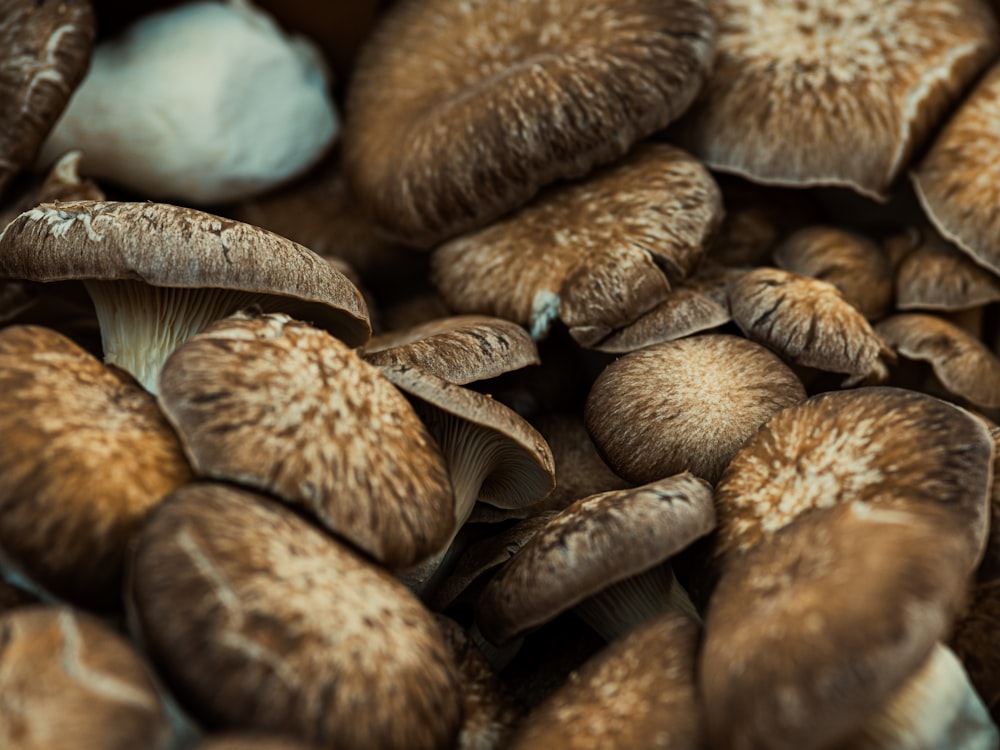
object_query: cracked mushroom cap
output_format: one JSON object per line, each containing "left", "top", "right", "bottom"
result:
{"left": 0, "top": 605, "right": 171, "bottom": 750}
{"left": 729, "top": 267, "right": 894, "bottom": 386}
{"left": 585, "top": 334, "right": 806, "bottom": 485}
{"left": 701, "top": 500, "right": 976, "bottom": 750}
{"left": 131, "top": 482, "right": 463, "bottom": 750}
{"left": 343, "top": 0, "right": 716, "bottom": 245}
{"left": 672, "top": 0, "right": 999, "bottom": 199}
{"left": 891, "top": 228, "right": 1000, "bottom": 311}
{"left": 431, "top": 142, "right": 723, "bottom": 344}
{"left": 157, "top": 311, "right": 454, "bottom": 571}
{"left": 0, "top": 0, "right": 95, "bottom": 197}
{"left": 0, "top": 200, "right": 370, "bottom": 392}
{"left": 0, "top": 324, "right": 192, "bottom": 607}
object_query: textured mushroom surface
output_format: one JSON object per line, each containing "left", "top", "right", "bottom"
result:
{"left": 892, "top": 228, "right": 1000, "bottom": 311}
{"left": 0, "top": 325, "right": 192, "bottom": 606}
{"left": 344, "top": 0, "right": 716, "bottom": 244}
{"left": 673, "top": 0, "right": 999, "bottom": 198}
{"left": 431, "top": 143, "right": 722, "bottom": 343}
{"left": 0, "top": 149, "right": 105, "bottom": 230}
{"left": 158, "top": 312, "right": 454, "bottom": 570}
{"left": 132, "top": 483, "right": 462, "bottom": 750}
{"left": 586, "top": 334, "right": 805, "bottom": 484}
{"left": 0, "top": 606, "right": 171, "bottom": 750}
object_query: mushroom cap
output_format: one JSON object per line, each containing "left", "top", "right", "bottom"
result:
{"left": 891, "top": 228, "right": 1000, "bottom": 311}
{"left": 343, "top": 0, "right": 716, "bottom": 245}
{"left": 672, "top": 0, "right": 999, "bottom": 198}
{"left": 192, "top": 736, "right": 317, "bottom": 750}
{"left": 950, "top": 581, "right": 1000, "bottom": 719}
{"left": 431, "top": 143, "right": 723, "bottom": 344}
{"left": 585, "top": 334, "right": 806, "bottom": 484}
{"left": 477, "top": 473, "right": 715, "bottom": 645}
{"left": 0, "top": 200, "right": 371, "bottom": 346}
{"left": 701, "top": 500, "right": 975, "bottom": 750}
{"left": 157, "top": 311, "right": 455, "bottom": 570}
{"left": 131, "top": 482, "right": 463, "bottom": 750}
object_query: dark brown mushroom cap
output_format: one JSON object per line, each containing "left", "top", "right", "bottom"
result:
{"left": 0, "top": 149, "right": 105, "bottom": 230}
{"left": 950, "top": 581, "right": 1000, "bottom": 719}
{"left": 362, "top": 315, "right": 539, "bottom": 385}
{"left": 672, "top": 0, "right": 998, "bottom": 198}
{"left": 131, "top": 483, "right": 463, "bottom": 750}
{"left": 891, "top": 228, "right": 1000, "bottom": 311}
{"left": 0, "top": 200, "right": 371, "bottom": 346}
{"left": 913, "top": 63, "right": 1000, "bottom": 276}
{"left": 712, "top": 386, "right": 993, "bottom": 571}
{"left": 157, "top": 311, "right": 454, "bottom": 571}
{"left": 477, "top": 474, "right": 714, "bottom": 645}
{"left": 0, "top": 324, "right": 192, "bottom": 607}
{"left": 343, "top": 0, "right": 716, "bottom": 245}
{"left": 192, "top": 736, "right": 317, "bottom": 750}
{"left": 729, "top": 267, "right": 893, "bottom": 386}
{"left": 0, "top": 0, "right": 95, "bottom": 197}
{"left": 876, "top": 313, "right": 1000, "bottom": 409}
{"left": 702, "top": 500, "right": 975, "bottom": 750}
{"left": 772, "top": 226, "right": 893, "bottom": 321}
{"left": 585, "top": 334, "right": 806, "bottom": 484}
{"left": 431, "top": 143, "right": 723, "bottom": 344}
{"left": 0, "top": 605, "right": 171, "bottom": 750}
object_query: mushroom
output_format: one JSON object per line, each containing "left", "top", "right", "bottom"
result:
{"left": 343, "top": 0, "right": 716, "bottom": 245}
{"left": 0, "top": 200, "right": 370, "bottom": 392}
{"left": 192, "top": 737, "right": 316, "bottom": 750}
{"left": 950, "top": 580, "right": 1000, "bottom": 721}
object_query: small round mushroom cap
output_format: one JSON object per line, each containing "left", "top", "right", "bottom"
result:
{"left": 0, "top": 200, "right": 370, "bottom": 391}
{"left": 773, "top": 226, "right": 893, "bottom": 321}
{"left": 585, "top": 334, "right": 806, "bottom": 484}
{"left": 0, "top": 0, "right": 95, "bottom": 197}
{"left": 477, "top": 474, "right": 714, "bottom": 646}
{"left": 343, "top": 0, "right": 716, "bottom": 245}
{"left": 131, "top": 483, "right": 463, "bottom": 750}
{"left": 0, "top": 324, "right": 192, "bottom": 607}
{"left": 701, "top": 500, "right": 974, "bottom": 750}
{"left": 672, "top": 0, "right": 999, "bottom": 199}
{"left": 913, "top": 63, "right": 1000, "bottom": 276}
{"left": 157, "top": 311, "right": 454, "bottom": 570}
{"left": 891, "top": 228, "right": 1000, "bottom": 311}
{"left": 0, "top": 605, "right": 172, "bottom": 750}
{"left": 729, "top": 267, "right": 894, "bottom": 386}
{"left": 431, "top": 143, "right": 723, "bottom": 343}
{"left": 876, "top": 313, "right": 1000, "bottom": 409}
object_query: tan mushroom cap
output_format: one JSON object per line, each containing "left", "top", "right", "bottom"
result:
{"left": 913, "top": 63, "right": 1000, "bottom": 276}
{"left": 431, "top": 143, "right": 723, "bottom": 344}
{"left": 131, "top": 483, "right": 463, "bottom": 750}
{"left": 891, "top": 228, "right": 1000, "bottom": 311}
{"left": 773, "top": 226, "right": 893, "bottom": 321}
{"left": 0, "top": 0, "right": 95, "bottom": 197}
{"left": 672, "top": 0, "right": 998, "bottom": 199}
{"left": 729, "top": 267, "right": 894, "bottom": 386}
{"left": 701, "top": 500, "right": 975, "bottom": 750}
{"left": 477, "top": 474, "right": 714, "bottom": 646}
{"left": 157, "top": 311, "right": 454, "bottom": 571}
{"left": 876, "top": 313, "right": 1000, "bottom": 409}
{"left": 0, "top": 605, "right": 171, "bottom": 750}
{"left": 586, "top": 334, "right": 806, "bottom": 485}
{"left": 343, "top": 0, "right": 716, "bottom": 245}
{"left": 0, "top": 324, "right": 192, "bottom": 607}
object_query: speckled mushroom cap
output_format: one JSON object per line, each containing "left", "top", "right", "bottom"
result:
{"left": 913, "top": 63, "right": 1000, "bottom": 276}
{"left": 0, "top": 0, "right": 95, "bottom": 197}
{"left": 0, "top": 605, "right": 171, "bottom": 750}
{"left": 343, "top": 0, "right": 716, "bottom": 245}
{"left": 729, "top": 267, "right": 894, "bottom": 386}
{"left": 508, "top": 610, "right": 704, "bottom": 750}
{"left": 431, "top": 143, "right": 723, "bottom": 344}
{"left": 585, "top": 334, "right": 806, "bottom": 485}
{"left": 671, "top": 0, "right": 998, "bottom": 199}
{"left": 712, "top": 386, "right": 993, "bottom": 572}
{"left": 131, "top": 482, "right": 463, "bottom": 750}
{"left": 0, "top": 324, "right": 192, "bottom": 607}
{"left": 701, "top": 500, "right": 976, "bottom": 750}
{"left": 477, "top": 474, "right": 714, "bottom": 645}
{"left": 876, "top": 313, "right": 1000, "bottom": 409}
{"left": 362, "top": 315, "right": 539, "bottom": 385}
{"left": 157, "top": 311, "right": 454, "bottom": 571}
{"left": 891, "top": 228, "right": 1000, "bottom": 311}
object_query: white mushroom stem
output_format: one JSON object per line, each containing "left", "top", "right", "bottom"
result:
{"left": 573, "top": 563, "right": 700, "bottom": 643}
{"left": 84, "top": 280, "right": 259, "bottom": 393}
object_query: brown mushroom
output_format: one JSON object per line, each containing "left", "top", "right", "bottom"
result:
{"left": 950, "top": 580, "right": 1000, "bottom": 721}
{"left": 192, "top": 737, "right": 316, "bottom": 750}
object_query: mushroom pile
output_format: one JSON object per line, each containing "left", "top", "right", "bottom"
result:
{"left": 2, "top": 0, "right": 1000, "bottom": 748}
